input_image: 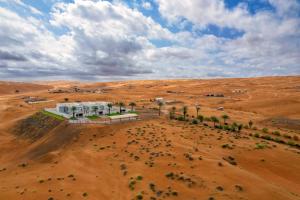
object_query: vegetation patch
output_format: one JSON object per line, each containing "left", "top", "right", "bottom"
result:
{"left": 13, "top": 112, "right": 63, "bottom": 141}
{"left": 41, "top": 110, "right": 65, "bottom": 121}
{"left": 86, "top": 115, "right": 99, "bottom": 120}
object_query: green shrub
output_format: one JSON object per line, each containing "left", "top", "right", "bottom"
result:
{"left": 197, "top": 115, "right": 204, "bottom": 122}
{"left": 262, "top": 128, "right": 268, "bottom": 133}
{"left": 261, "top": 135, "right": 272, "bottom": 140}
{"left": 287, "top": 141, "right": 295, "bottom": 146}
{"left": 192, "top": 119, "right": 199, "bottom": 124}
{"left": 254, "top": 133, "right": 260, "bottom": 138}
{"left": 272, "top": 131, "right": 281, "bottom": 136}
{"left": 283, "top": 134, "right": 292, "bottom": 139}
{"left": 223, "top": 125, "right": 230, "bottom": 131}
{"left": 255, "top": 143, "right": 266, "bottom": 149}
{"left": 177, "top": 116, "right": 185, "bottom": 121}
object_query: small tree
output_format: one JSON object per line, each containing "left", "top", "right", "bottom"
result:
{"left": 118, "top": 102, "right": 125, "bottom": 114}
{"left": 211, "top": 116, "right": 219, "bottom": 127}
{"left": 71, "top": 106, "right": 76, "bottom": 118}
{"left": 107, "top": 103, "right": 113, "bottom": 115}
{"left": 248, "top": 120, "right": 253, "bottom": 129}
{"left": 64, "top": 98, "right": 69, "bottom": 102}
{"left": 221, "top": 114, "right": 229, "bottom": 124}
{"left": 92, "top": 106, "right": 98, "bottom": 115}
{"left": 129, "top": 102, "right": 136, "bottom": 112}
{"left": 183, "top": 106, "right": 188, "bottom": 120}
{"left": 195, "top": 104, "right": 200, "bottom": 118}
{"left": 197, "top": 115, "right": 204, "bottom": 123}
{"left": 158, "top": 101, "right": 163, "bottom": 116}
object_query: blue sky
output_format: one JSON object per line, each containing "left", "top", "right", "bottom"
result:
{"left": 0, "top": 0, "right": 299, "bottom": 81}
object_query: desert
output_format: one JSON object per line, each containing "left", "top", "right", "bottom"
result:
{"left": 1, "top": 0, "right": 300, "bottom": 199}
{"left": 0, "top": 76, "right": 299, "bottom": 200}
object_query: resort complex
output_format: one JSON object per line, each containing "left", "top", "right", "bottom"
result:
{"left": 44, "top": 101, "right": 138, "bottom": 123}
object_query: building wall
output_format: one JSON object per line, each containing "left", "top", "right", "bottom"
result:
{"left": 56, "top": 102, "right": 114, "bottom": 117}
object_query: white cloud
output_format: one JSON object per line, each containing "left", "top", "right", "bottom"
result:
{"left": 142, "top": 1, "right": 152, "bottom": 10}
{"left": 0, "top": 0, "right": 299, "bottom": 80}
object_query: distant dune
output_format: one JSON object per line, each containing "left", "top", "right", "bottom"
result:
{"left": 0, "top": 76, "right": 299, "bottom": 200}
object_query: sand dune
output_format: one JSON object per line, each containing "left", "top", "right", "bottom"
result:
{"left": 0, "top": 76, "right": 299, "bottom": 200}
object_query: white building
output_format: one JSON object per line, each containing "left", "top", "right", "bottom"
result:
{"left": 56, "top": 101, "right": 117, "bottom": 118}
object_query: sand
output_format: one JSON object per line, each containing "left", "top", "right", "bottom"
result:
{"left": 0, "top": 76, "right": 299, "bottom": 200}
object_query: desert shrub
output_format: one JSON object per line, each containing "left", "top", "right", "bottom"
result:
{"left": 149, "top": 183, "right": 156, "bottom": 191}
{"left": 244, "top": 125, "right": 249, "bottom": 129}
{"left": 253, "top": 127, "right": 257, "bottom": 130}
{"left": 262, "top": 128, "right": 268, "bottom": 133}
{"left": 136, "top": 194, "right": 143, "bottom": 200}
{"left": 254, "top": 133, "right": 260, "bottom": 138}
{"left": 230, "top": 125, "right": 236, "bottom": 132}
{"left": 203, "top": 123, "right": 208, "bottom": 126}
{"left": 287, "top": 141, "right": 295, "bottom": 146}
{"left": 129, "top": 180, "right": 136, "bottom": 190}
{"left": 255, "top": 143, "right": 266, "bottom": 149}
{"left": 177, "top": 116, "right": 185, "bottom": 121}
{"left": 272, "top": 131, "right": 280, "bottom": 136}
{"left": 172, "top": 191, "right": 178, "bottom": 196}
{"left": 235, "top": 185, "right": 243, "bottom": 191}
{"left": 283, "top": 134, "right": 292, "bottom": 139}
{"left": 293, "top": 135, "right": 299, "bottom": 141}
{"left": 223, "top": 125, "right": 230, "bottom": 131}
{"left": 192, "top": 119, "right": 199, "bottom": 124}
{"left": 136, "top": 175, "right": 143, "bottom": 181}
{"left": 82, "top": 192, "right": 88, "bottom": 197}
{"left": 274, "top": 138, "right": 286, "bottom": 144}
{"left": 261, "top": 135, "right": 272, "bottom": 140}
{"left": 165, "top": 172, "right": 174, "bottom": 178}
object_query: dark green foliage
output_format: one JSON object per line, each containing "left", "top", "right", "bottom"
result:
{"left": 262, "top": 128, "right": 268, "bottom": 133}
{"left": 197, "top": 115, "right": 204, "bottom": 123}
{"left": 192, "top": 119, "right": 198, "bottom": 124}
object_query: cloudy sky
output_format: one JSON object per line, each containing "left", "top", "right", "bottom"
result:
{"left": 0, "top": 0, "right": 299, "bottom": 81}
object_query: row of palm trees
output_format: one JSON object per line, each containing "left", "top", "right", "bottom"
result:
{"left": 168, "top": 105, "right": 230, "bottom": 124}
{"left": 70, "top": 101, "right": 137, "bottom": 118}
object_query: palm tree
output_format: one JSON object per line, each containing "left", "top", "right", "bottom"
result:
{"left": 92, "top": 106, "right": 98, "bottom": 115}
{"left": 195, "top": 104, "right": 200, "bottom": 118}
{"left": 211, "top": 116, "right": 219, "bottom": 127}
{"left": 248, "top": 120, "right": 253, "bottom": 128}
{"left": 129, "top": 102, "right": 136, "bottom": 112}
{"left": 158, "top": 101, "right": 163, "bottom": 116}
{"left": 71, "top": 106, "right": 76, "bottom": 118}
{"left": 118, "top": 102, "right": 125, "bottom": 114}
{"left": 107, "top": 103, "right": 113, "bottom": 115}
{"left": 237, "top": 124, "right": 243, "bottom": 133}
{"left": 221, "top": 114, "right": 229, "bottom": 124}
{"left": 183, "top": 106, "right": 188, "bottom": 120}
{"left": 169, "top": 106, "right": 176, "bottom": 119}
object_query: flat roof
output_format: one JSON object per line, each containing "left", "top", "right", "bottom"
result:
{"left": 109, "top": 113, "right": 138, "bottom": 120}
{"left": 57, "top": 101, "right": 111, "bottom": 106}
